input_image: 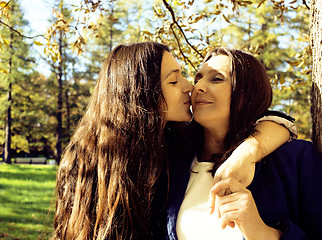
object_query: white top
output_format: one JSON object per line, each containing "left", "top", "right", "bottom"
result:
{"left": 176, "top": 156, "right": 243, "bottom": 240}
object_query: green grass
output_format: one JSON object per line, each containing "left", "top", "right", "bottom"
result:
{"left": 0, "top": 164, "right": 57, "bottom": 240}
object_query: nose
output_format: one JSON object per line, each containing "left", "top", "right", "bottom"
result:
{"left": 194, "top": 80, "right": 206, "bottom": 93}
{"left": 183, "top": 78, "right": 193, "bottom": 93}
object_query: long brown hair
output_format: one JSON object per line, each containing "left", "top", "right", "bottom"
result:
{"left": 200, "top": 48, "right": 272, "bottom": 170}
{"left": 53, "top": 42, "right": 169, "bottom": 239}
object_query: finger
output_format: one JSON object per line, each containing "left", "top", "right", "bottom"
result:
{"left": 217, "top": 191, "right": 253, "bottom": 220}
{"left": 208, "top": 190, "right": 216, "bottom": 215}
{"left": 224, "top": 188, "right": 232, "bottom": 196}
{"left": 210, "top": 184, "right": 232, "bottom": 198}
{"left": 218, "top": 200, "right": 239, "bottom": 218}
{"left": 220, "top": 220, "right": 235, "bottom": 229}
{"left": 210, "top": 187, "right": 233, "bottom": 215}
{"left": 217, "top": 188, "right": 226, "bottom": 197}
{"left": 220, "top": 210, "right": 240, "bottom": 229}
{"left": 211, "top": 178, "right": 244, "bottom": 195}
{"left": 215, "top": 193, "right": 221, "bottom": 218}
{"left": 216, "top": 193, "right": 241, "bottom": 223}
{"left": 213, "top": 174, "right": 222, "bottom": 186}
{"left": 216, "top": 193, "right": 239, "bottom": 209}
{"left": 227, "top": 221, "right": 235, "bottom": 228}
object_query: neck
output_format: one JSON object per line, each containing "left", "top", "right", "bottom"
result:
{"left": 200, "top": 126, "right": 228, "bottom": 162}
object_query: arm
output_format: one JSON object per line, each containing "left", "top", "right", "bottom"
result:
{"left": 209, "top": 117, "right": 296, "bottom": 215}
{"left": 214, "top": 120, "right": 292, "bottom": 188}
{"left": 211, "top": 142, "right": 322, "bottom": 240}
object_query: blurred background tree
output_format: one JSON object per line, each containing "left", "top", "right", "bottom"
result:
{"left": 0, "top": 0, "right": 34, "bottom": 163}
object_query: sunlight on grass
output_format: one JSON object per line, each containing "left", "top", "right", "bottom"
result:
{"left": 0, "top": 164, "right": 57, "bottom": 240}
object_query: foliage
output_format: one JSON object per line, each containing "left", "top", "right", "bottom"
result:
{"left": 83, "top": 0, "right": 145, "bottom": 79}
{"left": 0, "top": 164, "right": 57, "bottom": 240}
{"left": 0, "top": 0, "right": 316, "bottom": 155}
{"left": 146, "top": 0, "right": 312, "bottom": 138}
{"left": 0, "top": 0, "right": 36, "bottom": 156}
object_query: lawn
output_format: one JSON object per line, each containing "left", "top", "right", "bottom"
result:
{"left": 0, "top": 164, "right": 57, "bottom": 240}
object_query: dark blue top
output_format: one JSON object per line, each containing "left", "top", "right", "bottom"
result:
{"left": 166, "top": 140, "right": 322, "bottom": 240}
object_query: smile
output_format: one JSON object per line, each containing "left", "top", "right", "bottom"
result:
{"left": 194, "top": 99, "right": 212, "bottom": 106}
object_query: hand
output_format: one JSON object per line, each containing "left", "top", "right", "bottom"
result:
{"left": 210, "top": 178, "right": 281, "bottom": 240}
{"left": 214, "top": 151, "right": 256, "bottom": 187}
{"left": 209, "top": 147, "right": 257, "bottom": 214}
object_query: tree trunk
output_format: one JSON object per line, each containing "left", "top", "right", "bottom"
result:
{"left": 4, "top": 25, "right": 14, "bottom": 164}
{"left": 109, "top": 5, "right": 114, "bottom": 51}
{"left": 55, "top": 29, "right": 63, "bottom": 164}
{"left": 65, "top": 88, "right": 70, "bottom": 133}
{"left": 63, "top": 46, "right": 70, "bottom": 134}
{"left": 310, "top": 0, "right": 322, "bottom": 155}
{"left": 4, "top": 82, "right": 12, "bottom": 164}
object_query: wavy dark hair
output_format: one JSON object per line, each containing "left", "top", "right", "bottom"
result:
{"left": 52, "top": 42, "right": 170, "bottom": 240}
{"left": 196, "top": 48, "right": 272, "bottom": 171}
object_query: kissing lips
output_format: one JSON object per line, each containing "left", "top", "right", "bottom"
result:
{"left": 184, "top": 99, "right": 191, "bottom": 105}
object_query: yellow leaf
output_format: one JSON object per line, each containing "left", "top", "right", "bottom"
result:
{"left": 33, "top": 40, "right": 43, "bottom": 46}
{"left": 142, "top": 31, "right": 153, "bottom": 36}
{"left": 0, "top": 1, "right": 8, "bottom": 8}
{"left": 297, "top": 61, "right": 304, "bottom": 68}
{"left": 279, "top": 74, "right": 285, "bottom": 84}
{"left": 51, "top": 54, "right": 57, "bottom": 63}
{"left": 0, "top": 68, "right": 8, "bottom": 74}
{"left": 192, "top": 15, "right": 204, "bottom": 23}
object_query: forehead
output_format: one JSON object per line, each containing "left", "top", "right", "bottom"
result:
{"left": 161, "top": 51, "right": 181, "bottom": 80}
{"left": 199, "top": 55, "right": 231, "bottom": 75}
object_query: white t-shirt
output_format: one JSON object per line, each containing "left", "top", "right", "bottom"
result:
{"left": 176, "top": 156, "right": 244, "bottom": 240}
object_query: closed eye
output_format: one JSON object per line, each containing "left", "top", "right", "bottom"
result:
{"left": 212, "top": 77, "right": 224, "bottom": 82}
{"left": 169, "top": 81, "right": 178, "bottom": 84}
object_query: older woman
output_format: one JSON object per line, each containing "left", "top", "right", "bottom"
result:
{"left": 167, "top": 48, "right": 322, "bottom": 240}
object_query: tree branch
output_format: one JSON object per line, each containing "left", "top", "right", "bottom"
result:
{"left": 162, "top": 0, "right": 204, "bottom": 59}
{"left": 170, "top": 23, "right": 197, "bottom": 71}
{"left": 0, "top": 20, "right": 44, "bottom": 39}
{"left": 302, "top": 0, "right": 310, "bottom": 10}
{"left": 0, "top": 0, "right": 11, "bottom": 10}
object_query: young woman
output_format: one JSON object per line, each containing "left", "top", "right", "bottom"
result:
{"left": 167, "top": 47, "right": 322, "bottom": 240}
{"left": 52, "top": 42, "right": 295, "bottom": 240}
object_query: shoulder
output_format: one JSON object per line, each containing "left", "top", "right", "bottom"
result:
{"left": 269, "top": 139, "right": 319, "bottom": 159}
{"left": 262, "top": 140, "right": 322, "bottom": 175}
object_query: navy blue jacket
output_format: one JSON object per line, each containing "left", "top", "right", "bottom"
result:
{"left": 167, "top": 140, "right": 322, "bottom": 240}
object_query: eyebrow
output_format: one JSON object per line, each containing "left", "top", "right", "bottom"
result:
{"left": 165, "top": 69, "right": 180, "bottom": 79}
{"left": 195, "top": 69, "right": 227, "bottom": 82}
{"left": 194, "top": 72, "right": 202, "bottom": 82}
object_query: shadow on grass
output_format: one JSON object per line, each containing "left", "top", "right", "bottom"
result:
{"left": 0, "top": 165, "right": 57, "bottom": 182}
{"left": 0, "top": 220, "right": 54, "bottom": 240}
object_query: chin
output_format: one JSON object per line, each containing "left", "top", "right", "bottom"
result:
{"left": 168, "top": 114, "right": 192, "bottom": 122}
{"left": 182, "top": 114, "right": 193, "bottom": 122}
{"left": 192, "top": 114, "right": 206, "bottom": 125}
